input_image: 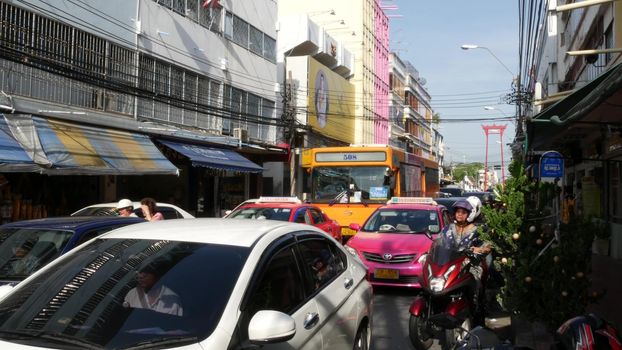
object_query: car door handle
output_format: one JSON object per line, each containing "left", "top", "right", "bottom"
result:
{"left": 303, "top": 312, "right": 320, "bottom": 329}
{"left": 344, "top": 278, "right": 354, "bottom": 289}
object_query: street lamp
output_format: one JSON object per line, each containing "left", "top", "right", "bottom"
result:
{"left": 484, "top": 106, "right": 508, "bottom": 116}
{"left": 461, "top": 44, "right": 515, "bottom": 77}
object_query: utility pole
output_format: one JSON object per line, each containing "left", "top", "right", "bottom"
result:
{"left": 280, "top": 71, "right": 298, "bottom": 196}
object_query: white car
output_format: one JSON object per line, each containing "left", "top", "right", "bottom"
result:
{"left": 72, "top": 202, "right": 194, "bottom": 219}
{"left": 0, "top": 219, "right": 373, "bottom": 349}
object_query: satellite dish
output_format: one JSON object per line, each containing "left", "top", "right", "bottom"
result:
{"left": 419, "top": 78, "right": 427, "bottom": 86}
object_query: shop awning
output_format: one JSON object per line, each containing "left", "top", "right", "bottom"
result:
{"left": 158, "top": 139, "right": 263, "bottom": 173}
{"left": 5, "top": 115, "right": 179, "bottom": 175}
{"left": 0, "top": 115, "right": 39, "bottom": 172}
{"left": 529, "top": 62, "right": 622, "bottom": 150}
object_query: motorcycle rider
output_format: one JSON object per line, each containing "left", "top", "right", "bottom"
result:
{"left": 443, "top": 197, "right": 492, "bottom": 323}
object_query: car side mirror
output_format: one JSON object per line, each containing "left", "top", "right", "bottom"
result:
{"left": 249, "top": 310, "right": 296, "bottom": 344}
{"left": 349, "top": 223, "right": 361, "bottom": 231}
{"left": 223, "top": 210, "right": 232, "bottom": 217}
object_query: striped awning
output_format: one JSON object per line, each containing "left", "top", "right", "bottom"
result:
{"left": 0, "top": 115, "right": 39, "bottom": 172}
{"left": 5, "top": 115, "right": 179, "bottom": 175}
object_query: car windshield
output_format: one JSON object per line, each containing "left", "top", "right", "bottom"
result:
{"left": 0, "top": 228, "right": 72, "bottom": 280}
{"left": 362, "top": 209, "right": 440, "bottom": 233}
{"left": 0, "top": 238, "right": 249, "bottom": 348}
{"left": 311, "top": 166, "right": 392, "bottom": 203}
{"left": 228, "top": 207, "right": 293, "bottom": 221}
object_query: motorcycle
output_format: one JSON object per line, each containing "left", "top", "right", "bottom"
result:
{"left": 409, "top": 230, "right": 489, "bottom": 350}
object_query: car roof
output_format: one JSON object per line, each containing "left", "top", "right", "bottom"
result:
{"left": 74, "top": 202, "right": 194, "bottom": 218}
{"left": 101, "top": 218, "right": 312, "bottom": 247}
{"left": 379, "top": 203, "right": 443, "bottom": 211}
{"left": 1, "top": 216, "right": 145, "bottom": 230}
{"left": 238, "top": 202, "right": 305, "bottom": 209}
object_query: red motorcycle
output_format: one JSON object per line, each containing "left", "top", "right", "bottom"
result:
{"left": 409, "top": 232, "right": 489, "bottom": 350}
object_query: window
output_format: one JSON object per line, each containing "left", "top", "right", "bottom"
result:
{"left": 0, "top": 239, "right": 250, "bottom": 348}
{"left": 249, "top": 25, "right": 263, "bottom": 55}
{"left": 171, "top": 0, "right": 185, "bottom": 14}
{"left": 224, "top": 12, "right": 233, "bottom": 39}
{"left": 263, "top": 35, "right": 276, "bottom": 62}
{"left": 297, "top": 238, "right": 345, "bottom": 291}
{"left": 232, "top": 15, "right": 248, "bottom": 48}
{"left": 293, "top": 209, "right": 311, "bottom": 224}
{"left": 246, "top": 245, "right": 305, "bottom": 315}
{"left": 309, "top": 208, "right": 325, "bottom": 224}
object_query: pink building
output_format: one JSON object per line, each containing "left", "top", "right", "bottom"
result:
{"left": 373, "top": 0, "right": 390, "bottom": 144}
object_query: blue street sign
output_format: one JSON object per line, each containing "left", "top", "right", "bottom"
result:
{"left": 539, "top": 151, "right": 564, "bottom": 178}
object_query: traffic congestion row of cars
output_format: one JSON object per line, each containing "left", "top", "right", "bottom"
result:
{"left": 0, "top": 194, "right": 456, "bottom": 349}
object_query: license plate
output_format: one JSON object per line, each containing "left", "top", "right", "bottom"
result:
{"left": 341, "top": 227, "right": 357, "bottom": 236}
{"left": 374, "top": 268, "right": 399, "bottom": 279}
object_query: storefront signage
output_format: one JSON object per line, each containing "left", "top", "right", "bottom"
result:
{"left": 315, "top": 151, "right": 387, "bottom": 162}
{"left": 539, "top": 151, "right": 564, "bottom": 178}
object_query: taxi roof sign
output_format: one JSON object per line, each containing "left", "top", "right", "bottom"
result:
{"left": 257, "top": 196, "right": 302, "bottom": 204}
{"left": 387, "top": 197, "right": 437, "bottom": 205}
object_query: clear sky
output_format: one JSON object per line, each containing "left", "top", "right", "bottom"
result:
{"left": 387, "top": 1, "right": 519, "bottom": 173}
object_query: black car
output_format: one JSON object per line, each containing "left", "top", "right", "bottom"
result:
{"left": 439, "top": 186, "right": 464, "bottom": 197}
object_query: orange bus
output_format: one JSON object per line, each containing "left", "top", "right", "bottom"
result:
{"left": 300, "top": 145, "right": 439, "bottom": 241}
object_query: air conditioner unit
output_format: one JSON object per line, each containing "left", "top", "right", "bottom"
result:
{"left": 233, "top": 128, "right": 249, "bottom": 142}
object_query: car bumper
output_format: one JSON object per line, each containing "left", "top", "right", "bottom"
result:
{"left": 364, "top": 263, "right": 422, "bottom": 288}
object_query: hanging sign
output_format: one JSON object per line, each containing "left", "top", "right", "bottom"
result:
{"left": 539, "top": 151, "right": 564, "bottom": 178}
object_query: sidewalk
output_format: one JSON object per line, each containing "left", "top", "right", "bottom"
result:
{"left": 587, "top": 253, "right": 622, "bottom": 330}
{"left": 484, "top": 253, "right": 622, "bottom": 349}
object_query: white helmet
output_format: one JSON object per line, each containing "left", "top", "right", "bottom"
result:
{"left": 466, "top": 196, "right": 482, "bottom": 223}
{"left": 116, "top": 199, "right": 134, "bottom": 210}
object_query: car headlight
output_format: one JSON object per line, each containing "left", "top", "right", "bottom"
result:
{"left": 429, "top": 277, "right": 445, "bottom": 292}
{"left": 345, "top": 245, "right": 358, "bottom": 257}
{"left": 417, "top": 253, "right": 427, "bottom": 265}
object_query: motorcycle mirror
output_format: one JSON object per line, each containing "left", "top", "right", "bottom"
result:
{"left": 424, "top": 230, "right": 433, "bottom": 240}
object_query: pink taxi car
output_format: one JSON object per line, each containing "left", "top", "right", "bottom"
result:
{"left": 344, "top": 197, "right": 451, "bottom": 288}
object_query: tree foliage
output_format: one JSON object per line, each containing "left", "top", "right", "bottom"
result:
{"left": 452, "top": 162, "right": 484, "bottom": 183}
{"left": 480, "top": 160, "right": 598, "bottom": 329}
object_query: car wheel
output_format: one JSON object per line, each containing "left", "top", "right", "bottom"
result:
{"left": 352, "top": 321, "right": 370, "bottom": 350}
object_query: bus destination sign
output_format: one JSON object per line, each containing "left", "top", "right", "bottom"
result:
{"left": 315, "top": 151, "right": 387, "bottom": 162}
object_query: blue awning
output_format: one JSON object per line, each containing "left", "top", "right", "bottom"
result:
{"left": 158, "top": 140, "right": 263, "bottom": 173}
{"left": 0, "top": 114, "right": 39, "bottom": 172}
{"left": 3, "top": 114, "right": 179, "bottom": 175}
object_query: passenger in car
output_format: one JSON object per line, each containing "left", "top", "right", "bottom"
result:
{"left": 311, "top": 249, "right": 335, "bottom": 288}
{"left": 123, "top": 264, "right": 183, "bottom": 316}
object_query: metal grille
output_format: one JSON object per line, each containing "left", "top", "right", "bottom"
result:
{"left": 232, "top": 15, "right": 248, "bottom": 48}
{"left": 362, "top": 251, "right": 416, "bottom": 264}
{"left": 249, "top": 25, "right": 263, "bottom": 56}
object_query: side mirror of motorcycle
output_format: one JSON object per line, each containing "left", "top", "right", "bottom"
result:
{"left": 424, "top": 229, "right": 433, "bottom": 240}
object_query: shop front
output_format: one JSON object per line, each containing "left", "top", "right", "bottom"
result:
{"left": 528, "top": 61, "right": 622, "bottom": 258}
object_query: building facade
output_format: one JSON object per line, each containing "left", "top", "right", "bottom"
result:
{"left": 528, "top": 1, "right": 622, "bottom": 258}
{"left": 279, "top": 0, "right": 390, "bottom": 144}
{"left": 0, "top": 0, "right": 283, "bottom": 218}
